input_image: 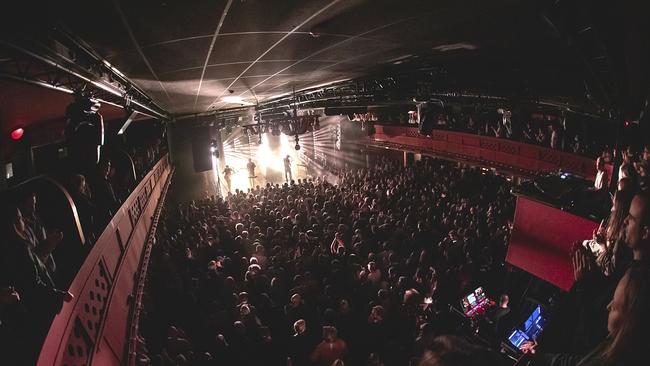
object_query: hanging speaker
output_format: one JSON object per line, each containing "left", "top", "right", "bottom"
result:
{"left": 191, "top": 127, "right": 213, "bottom": 173}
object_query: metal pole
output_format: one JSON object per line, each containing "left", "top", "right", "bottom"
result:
{"left": 609, "top": 110, "right": 624, "bottom": 192}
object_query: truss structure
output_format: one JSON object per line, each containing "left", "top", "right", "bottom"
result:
{"left": 0, "top": 28, "right": 169, "bottom": 120}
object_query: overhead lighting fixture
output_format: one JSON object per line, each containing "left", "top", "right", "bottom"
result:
{"left": 118, "top": 110, "right": 138, "bottom": 135}
{"left": 221, "top": 96, "right": 254, "bottom": 106}
{"left": 433, "top": 43, "right": 478, "bottom": 52}
{"left": 210, "top": 138, "right": 219, "bottom": 157}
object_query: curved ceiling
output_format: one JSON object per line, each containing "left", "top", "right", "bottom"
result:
{"left": 20, "top": 0, "right": 563, "bottom": 114}
{"left": 2, "top": 0, "right": 648, "bottom": 120}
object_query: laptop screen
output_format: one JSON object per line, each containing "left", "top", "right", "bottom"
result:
{"left": 523, "top": 305, "right": 545, "bottom": 339}
{"left": 508, "top": 305, "right": 547, "bottom": 349}
{"left": 461, "top": 286, "right": 490, "bottom": 315}
{"left": 508, "top": 329, "right": 530, "bottom": 348}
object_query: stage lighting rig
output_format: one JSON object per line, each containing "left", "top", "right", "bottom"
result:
{"left": 210, "top": 138, "right": 219, "bottom": 157}
{"left": 242, "top": 115, "right": 320, "bottom": 136}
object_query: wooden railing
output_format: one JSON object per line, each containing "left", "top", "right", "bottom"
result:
{"left": 37, "top": 155, "right": 172, "bottom": 366}
{"left": 370, "top": 126, "right": 602, "bottom": 180}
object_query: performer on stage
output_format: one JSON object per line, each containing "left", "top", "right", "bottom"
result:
{"left": 223, "top": 165, "right": 234, "bottom": 192}
{"left": 284, "top": 155, "right": 292, "bottom": 182}
{"left": 246, "top": 159, "right": 256, "bottom": 187}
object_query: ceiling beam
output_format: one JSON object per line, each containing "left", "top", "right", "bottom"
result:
{"left": 0, "top": 29, "right": 170, "bottom": 120}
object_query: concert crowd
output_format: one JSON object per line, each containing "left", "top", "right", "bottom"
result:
{"left": 136, "top": 157, "right": 516, "bottom": 365}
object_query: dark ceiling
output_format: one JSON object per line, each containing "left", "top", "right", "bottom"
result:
{"left": 7, "top": 0, "right": 559, "bottom": 113}
{"left": 2, "top": 0, "right": 648, "bottom": 121}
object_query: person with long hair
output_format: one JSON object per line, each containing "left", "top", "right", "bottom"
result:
{"left": 522, "top": 265, "right": 650, "bottom": 365}
{"left": 69, "top": 174, "right": 98, "bottom": 242}
{"left": 596, "top": 190, "right": 635, "bottom": 277}
{"left": 0, "top": 205, "right": 73, "bottom": 364}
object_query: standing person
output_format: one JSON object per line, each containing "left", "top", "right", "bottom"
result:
{"left": 310, "top": 326, "right": 347, "bottom": 366}
{"left": 618, "top": 147, "right": 636, "bottom": 184}
{"left": 91, "top": 159, "right": 119, "bottom": 227}
{"left": 223, "top": 165, "right": 234, "bottom": 192}
{"left": 594, "top": 157, "right": 609, "bottom": 191}
{"left": 1, "top": 206, "right": 73, "bottom": 364}
{"left": 284, "top": 155, "right": 293, "bottom": 182}
{"left": 247, "top": 159, "right": 257, "bottom": 188}
{"left": 550, "top": 124, "right": 559, "bottom": 149}
{"left": 69, "top": 174, "right": 98, "bottom": 242}
{"left": 18, "top": 192, "right": 61, "bottom": 275}
{"left": 624, "top": 192, "right": 650, "bottom": 263}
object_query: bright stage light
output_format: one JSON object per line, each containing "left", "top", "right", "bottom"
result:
{"left": 256, "top": 134, "right": 273, "bottom": 175}
{"left": 211, "top": 154, "right": 224, "bottom": 196}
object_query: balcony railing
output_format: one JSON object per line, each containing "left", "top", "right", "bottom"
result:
{"left": 370, "top": 126, "right": 606, "bottom": 180}
{"left": 37, "top": 155, "right": 172, "bottom": 366}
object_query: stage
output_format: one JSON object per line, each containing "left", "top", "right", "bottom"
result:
{"left": 212, "top": 133, "right": 336, "bottom": 195}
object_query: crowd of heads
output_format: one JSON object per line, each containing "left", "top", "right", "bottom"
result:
{"left": 137, "top": 157, "right": 516, "bottom": 365}
{"left": 405, "top": 108, "right": 611, "bottom": 158}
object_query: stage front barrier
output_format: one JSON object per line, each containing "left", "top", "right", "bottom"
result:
{"left": 371, "top": 126, "right": 606, "bottom": 180}
{"left": 506, "top": 196, "right": 599, "bottom": 291}
{"left": 37, "top": 155, "right": 172, "bottom": 366}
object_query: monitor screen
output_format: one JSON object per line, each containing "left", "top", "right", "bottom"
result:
{"left": 522, "top": 306, "right": 546, "bottom": 340}
{"left": 461, "top": 286, "right": 491, "bottom": 315}
{"left": 467, "top": 293, "right": 477, "bottom": 307}
{"left": 508, "top": 329, "right": 529, "bottom": 348}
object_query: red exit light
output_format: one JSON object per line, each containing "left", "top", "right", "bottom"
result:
{"left": 10, "top": 127, "right": 24, "bottom": 140}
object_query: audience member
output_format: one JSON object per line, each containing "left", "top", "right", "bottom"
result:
{"left": 522, "top": 265, "right": 650, "bottom": 366}
{"left": 0, "top": 205, "right": 73, "bottom": 364}
{"left": 69, "top": 174, "right": 98, "bottom": 242}
{"left": 90, "top": 159, "right": 119, "bottom": 226}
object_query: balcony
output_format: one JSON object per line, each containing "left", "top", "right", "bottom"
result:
{"left": 33, "top": 155, "right": 173, "bottom": 365}
{"left": 369, "top": 125, "right": 602, "bottom": 180}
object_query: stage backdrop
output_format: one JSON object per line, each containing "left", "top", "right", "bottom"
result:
{"left": 506, "top": 196, "right": 600, "bottom": 291}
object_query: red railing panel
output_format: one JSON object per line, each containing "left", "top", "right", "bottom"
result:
{"left": 506, "top": 196, "right": 599, "bottom": 290}
{"left": 371, "top": 126, "right": 600, "bottom": 179}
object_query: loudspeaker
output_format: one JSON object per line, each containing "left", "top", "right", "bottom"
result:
{"left": 191, "top": 127, "right": 213, "bottom": 173}
{"left": 418, "top": 103, "right": 444, "bottom": 136}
